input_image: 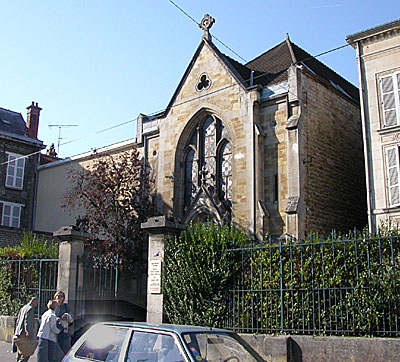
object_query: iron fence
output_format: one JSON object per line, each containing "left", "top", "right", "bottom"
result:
{"left": 75, "top": 254, "right": 120, "bottom": 318}
{"left": 224, "top": 231, "right": 400, "bottom": 336}
{"left": 0, "top": 258, "right": 58, "bottom": 318}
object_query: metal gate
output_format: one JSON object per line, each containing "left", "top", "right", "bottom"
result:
{"left": 0, "top": 258, "right": 58, "bottom": 318}
{"left": 75, "top": 254, "right": 120, "bottom": 319}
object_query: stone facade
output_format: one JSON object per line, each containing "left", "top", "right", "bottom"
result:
{"left": 36, "top": 33, "right": 367, "bottom": 240}
{"left": 0, "top": 228, "right": 55, "bottom": 248}
{"left": 347, "top": 19, "right": 400, "bottom": 231}
{"left": 139, "top": 36, "right": 366, "bottom": 239}
{"left": 0, "top": 103, "right": 44, "bottom": 240}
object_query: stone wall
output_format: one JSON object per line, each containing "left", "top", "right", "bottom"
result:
{"left": 0, "top": 316, "right": 15, "bottom": 343}
{"left": 259, "top": 96, "right": 288, "bottom": 236}
{"left": 0, "top": 228, "right": 55, "bottom": 248}
{"left": 153, "top": 41, "right": 256, "bottom": 230}
{"left": 241, "top": 334, "right": 400, "bottom": 362}
{"left": 0, "top": 137, "right": 42, "bottom": 230}
{"left": 301, "top": 72, "right": 367, "bottom": 236}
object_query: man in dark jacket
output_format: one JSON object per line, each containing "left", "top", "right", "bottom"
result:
{"left": 14, "top": 297, "right": 39, "bottom": 362}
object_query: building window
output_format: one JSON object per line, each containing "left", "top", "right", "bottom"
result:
{"left": 385, "top": 146, "right": 400, "bottom": 207}
{"left": 5, "top": 153, "right": 25, "bottom": 190}
{"left": 183, "top": 115, "right": 232, "bottom": 209}
{"left": 1, "top": 202, "right": 23, "bottom": 228}
{"left": 380, "top": 72, "right": 400, "bottom": 127}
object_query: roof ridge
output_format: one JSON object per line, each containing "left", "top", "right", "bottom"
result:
{"left": 285, "top": 33, "right": 297, "bottom": 64}
{"left": 245, "top": 39, "right": 287, "bottom": 67}
{"left": 0, "top": 106, "right": 23, "bottom": 116}
{"left": 291, "top": 42, "right": 357, "bottom": 87}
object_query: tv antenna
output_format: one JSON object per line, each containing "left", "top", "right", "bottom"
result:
{"left": 48, "top": 124, "right": 79, "bottom": 155}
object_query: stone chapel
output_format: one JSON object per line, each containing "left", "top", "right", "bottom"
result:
{"left": 135, "top": 15, "right": 367, "bottom": 240}
{"left": 35, "top": 15, "right": 367, "bottom": 241}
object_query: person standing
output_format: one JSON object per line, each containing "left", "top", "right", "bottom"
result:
{"left": 37, "top": 300, "right": 63, "bottom": 362}
{"left": 14, "top": 297, "right": 39, "bottom": 362}
{"left": 54, "top": 291, "right": 73, "bottom": 354}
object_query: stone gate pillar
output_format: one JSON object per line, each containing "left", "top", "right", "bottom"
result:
{"left": 141, "top": 216, "right": 185, "bottom": 323}
{"left": 53, "top": 226, "right": 88, "bottom": 318}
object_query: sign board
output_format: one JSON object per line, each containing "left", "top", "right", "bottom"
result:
{"left": 148, "top": 259, "right": 162, "bottom": 294}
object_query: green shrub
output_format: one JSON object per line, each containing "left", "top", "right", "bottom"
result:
{"left": 163, "top": 222, "right": 249, "bottom": 327}
{"left": 0, "top": 232, "right": 58, "bottom": 258}
{"left": 0, "top": 232, "right": 58, "bottom": 316}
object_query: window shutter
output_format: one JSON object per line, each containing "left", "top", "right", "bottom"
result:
{"left": 381, "top": 75, "right": 398, "bottom": 127}
{"left": 386, "top": 146, "right": 400, "bottom": 206}
{"left": 397, "top": 73, "right": 400, "bottom": 109}
{"left": 5, "top": 154, "right": 25, "bottom": 189}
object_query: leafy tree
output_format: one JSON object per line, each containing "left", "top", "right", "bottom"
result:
{"left": 63, "top": 149, "right": 154, "bottom": 268}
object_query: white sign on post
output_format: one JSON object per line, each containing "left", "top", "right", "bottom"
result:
{"left": 148, "top": 259, "right": 162, "bottom": 294}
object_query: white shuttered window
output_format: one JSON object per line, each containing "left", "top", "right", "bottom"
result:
{"left": 380, "top": 72, "right": 400, "bottom": 127}
{"left": 386, "top": 146, "right": 400, "bottom": 206}
{"left": 5, "top": 153, "right": 25, "bottom": 189}
{"left": 1, "top": 202, "right": 23, "bottom": 228}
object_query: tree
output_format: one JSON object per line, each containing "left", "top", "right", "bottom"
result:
{"left": 63, "top": 149, "right": 154, "bottom": 268}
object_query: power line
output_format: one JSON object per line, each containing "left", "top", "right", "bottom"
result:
{"left": 1, "top": 8, "right": 356, "bottom": 166}
{"left": 168, "top": 0, "right": 248, "bottom": 63}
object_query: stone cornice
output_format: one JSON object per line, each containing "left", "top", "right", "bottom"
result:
{"left": 347, "top": 19, "right": 400, "bottom": 45}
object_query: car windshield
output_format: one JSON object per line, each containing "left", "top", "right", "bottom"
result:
{"left": 181, "top": 332, "right": 263, "bottom": 362}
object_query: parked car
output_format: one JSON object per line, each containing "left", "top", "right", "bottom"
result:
{"left": 62, "top": 322, "right": 264, "bottom": 362}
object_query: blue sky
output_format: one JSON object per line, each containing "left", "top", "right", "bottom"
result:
{"left": 1, "top": 1, "right": 399, "bottom": 157}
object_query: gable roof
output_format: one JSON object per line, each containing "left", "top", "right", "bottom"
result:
{"left": 0, "top": 106, "right": 44, "bottom": 146}
{"left": 150, "top": 35, "right": 359, "bottom": 122}
{"left": 225, "top": 37, "right": 359, "bottom": 101}
{"left": 0, "top": 107, "right": 27, "bottom": 136}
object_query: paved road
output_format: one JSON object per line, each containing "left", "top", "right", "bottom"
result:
{"left": 0, "top": 341, "right": 37, "bottom": 362}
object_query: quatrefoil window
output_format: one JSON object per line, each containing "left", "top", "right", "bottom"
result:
{"left": 196, "top": 73, "right": 211, "bottom": 92}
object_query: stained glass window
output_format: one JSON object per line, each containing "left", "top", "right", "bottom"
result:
{"left": 219, "top": 142, "right": 232, "bottom": 203}
{"left": 184, "top": 148, "right": 197, "bottom": 207}
{"left": 183, "top": 115, "right": 232, "bottom": 209}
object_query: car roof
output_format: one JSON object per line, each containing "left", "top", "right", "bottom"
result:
{"left": 96, "top": 322, "right": 232, "bottom": 334}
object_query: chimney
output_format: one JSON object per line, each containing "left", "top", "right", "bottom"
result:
{"left": 26, "top": 101, "right": 42, "bottom": 139}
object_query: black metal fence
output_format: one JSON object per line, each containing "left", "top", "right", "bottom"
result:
{"left": 0, "top": 258, "right": 58, "bottom": 318}
{"left": 75, "top": 254, "right": 120, "bottom": 319}
{"left": 224, "top": 231, "right": 400, "bottom": 337}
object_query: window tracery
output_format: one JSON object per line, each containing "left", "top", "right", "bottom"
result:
{"left": 183, "top": 115, "right": 232, "bottom": 210}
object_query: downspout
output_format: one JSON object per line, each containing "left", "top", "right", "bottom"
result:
{"left": 356, "top": 41, "right": 374, "bottom": 232}
{"left": 253, "top": 109, "right": 257, "bottom": 238}
{"left": 252, "top": 90, "right": 261, "bottom": 239}
{"left": 32, "top": 152, "right": 40, "bottom": 229}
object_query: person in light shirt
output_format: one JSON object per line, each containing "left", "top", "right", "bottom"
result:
{"left": 37, "top": 300, "right": 63, "bottom": 362}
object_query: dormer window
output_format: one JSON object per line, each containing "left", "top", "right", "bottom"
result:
{"left": 6, "top": 153, "right": 25, "bottom": 190}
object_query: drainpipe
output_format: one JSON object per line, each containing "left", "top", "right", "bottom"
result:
{"left": 32, "top": 152, "right": 40, "bottom": 229}
{"left": 356, "top": 41, "right": 374, "bottom": 232}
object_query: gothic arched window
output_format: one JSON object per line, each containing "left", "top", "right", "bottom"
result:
{"left": 183, "top": 115, "right": 232, "bottom": 209}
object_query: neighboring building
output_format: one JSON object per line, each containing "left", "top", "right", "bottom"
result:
{"left": 347, "top": 19, "right": 400, "bottom": 231}
{"left": 0, "top": 102, "right": 45, "bottom": 238}
{"left": 35, "top": 139, "right": 137, "bottom": 232}
{"left": 36, "top": 17, "right": 367, "bottom": 240}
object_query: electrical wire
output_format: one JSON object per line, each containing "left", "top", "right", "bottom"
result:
{"left": 0, "top": 6, "right": 356, "bottom": 166}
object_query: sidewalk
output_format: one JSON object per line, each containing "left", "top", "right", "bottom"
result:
{"left": 0, "top": 341, "right": 37, "bottom": 362}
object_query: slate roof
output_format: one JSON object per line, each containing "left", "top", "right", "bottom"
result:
{"left": 224, "top": 37, "right": 359, "bottom": 101}
{"left": 0, "top": 107, "right": 27, "bottom": 136}
{"left": 151, "top": 36, "right": 359, "bottom": 122}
